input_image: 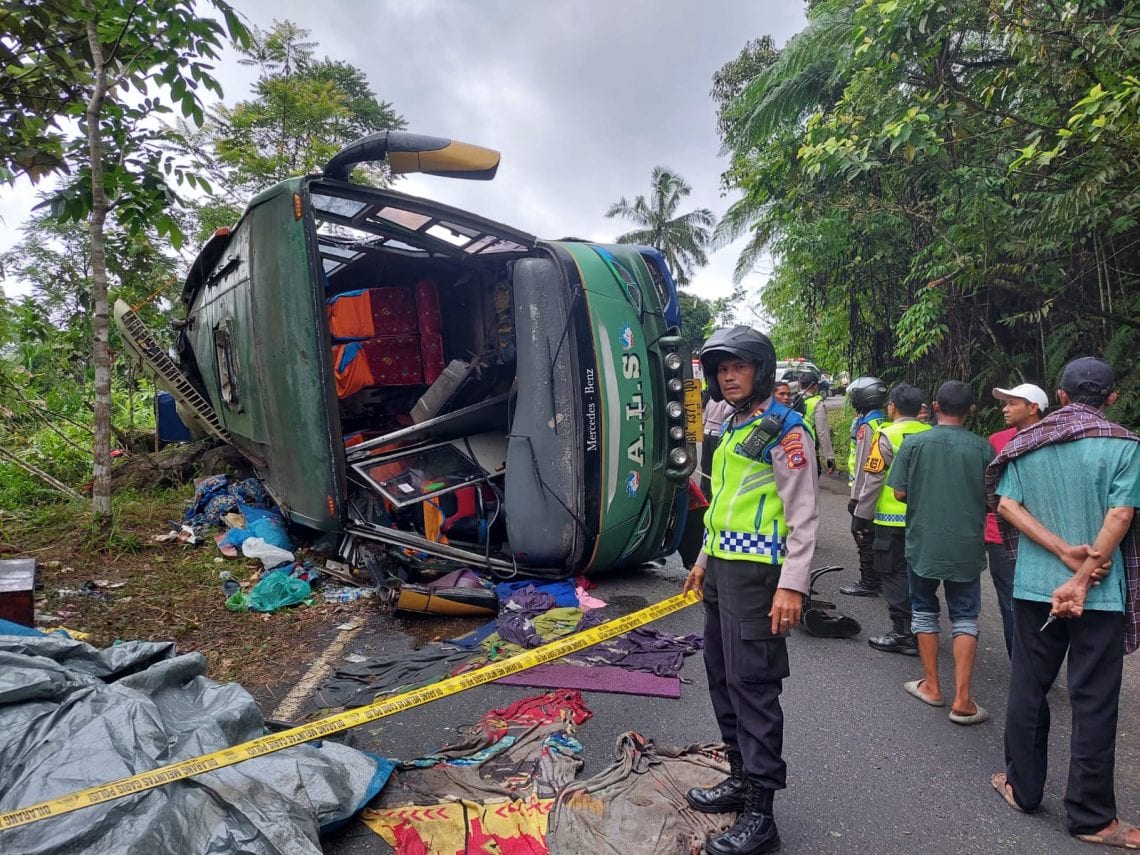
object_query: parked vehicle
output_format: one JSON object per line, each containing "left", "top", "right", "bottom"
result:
{"left": 118, "top": 132, "right": 699, "bottom": 579}
{"left": 775, "top": 358, "right": 822, "bottom": 396}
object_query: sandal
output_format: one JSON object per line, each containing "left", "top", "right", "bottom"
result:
{"left": 903, "top": 679, "right": 944, "bottom": 707}
{"left": 991, "top": 772, "right": 1023, "bottom": 813}
{"left": 1076, "top": 820, "right": 1140, "bottom": 850}
{"left": 949, "top": 704, "right": 989, "bottom": 725}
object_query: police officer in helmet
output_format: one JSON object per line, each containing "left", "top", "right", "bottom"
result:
{"left": 683, "top": 326, "right": 820, "bottom": 855}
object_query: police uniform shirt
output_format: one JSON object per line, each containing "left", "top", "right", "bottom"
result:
{"left": 810, "top": 397, "right": 835, "bottom": 462}
{"left": 694, "top": 398, "right": 820, "bottom": 595}
{"left": 853, "top": 417, "right": 920, "bottom": 521}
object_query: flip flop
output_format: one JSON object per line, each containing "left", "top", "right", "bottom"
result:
{"left": 903, "top": 679, "right": 944, "bottom": 707}
{"left": 1075, "top": 819, "right": 1140, "bottom": 849}
{"left": 950, "top": 704, "right": 989, "bottom": 725}
{"left": 991, "top": 772, "right": 1024, "bottom": 813}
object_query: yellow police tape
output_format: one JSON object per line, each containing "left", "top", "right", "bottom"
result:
{"left": 0, "top": 590, "right": 699, "bottom": 831}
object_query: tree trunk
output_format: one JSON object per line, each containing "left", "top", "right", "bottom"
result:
{"left": 85, "top": 11, "right": 113, "bottom": 531}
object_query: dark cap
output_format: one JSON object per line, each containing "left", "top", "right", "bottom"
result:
{"left": 1058, "top": 357, "right": 1115, "bottom": 395}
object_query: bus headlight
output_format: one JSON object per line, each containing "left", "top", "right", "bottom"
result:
{"left": 669, "top": 448, "right": 689, "bottom": 468}
{"left": 664, "top": 352, "right": 683, "bottom": 371}
{"left": 668, "top": 377, "right": 683, "bottom": 393}
{"left": 670, "top": 425, "right": 685, "bottom": 441}
{"left": 666, "top": 401, "right": 683, "bottom": 419}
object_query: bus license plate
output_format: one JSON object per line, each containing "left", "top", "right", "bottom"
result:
{"left": 683, "top": 380, "right": 702, "bottom": 444}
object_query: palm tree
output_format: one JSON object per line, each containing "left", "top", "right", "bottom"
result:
{"left": 605, "top": 166, "right": 716, "bottom": 287}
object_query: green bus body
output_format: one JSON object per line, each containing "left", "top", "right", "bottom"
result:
{"left": 172, "top": 166, "right": 695, "bottom": 578}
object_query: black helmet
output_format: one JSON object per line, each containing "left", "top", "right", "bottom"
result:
{"left": 847, "top": 376, "right": 888, "bottom": 412}
{"left": 700, "top": 326, "right": 776, "bottom": 403}
{"left": 798, "top": 368, "right": 821, "bottom": 389}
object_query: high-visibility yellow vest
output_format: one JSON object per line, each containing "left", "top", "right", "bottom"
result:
{"left": 802, "top": 394, "right": 822, "bottom": 440}
{"left": 866, "top": 419, "right": 930, "bottom": 526}
{"left": 703, "top": 401, "right": 805, "bottom": 564}
{"left": 847, "top": 411, "right": 886, "bottom": 488}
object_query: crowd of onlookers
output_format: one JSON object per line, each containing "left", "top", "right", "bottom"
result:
{"left": 693, "top": 353, "right": 1138, "bottom": 850}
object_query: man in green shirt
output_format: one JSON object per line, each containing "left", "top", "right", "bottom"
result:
{"left": 887, "top": 381, "right": 994, "bottom": 724}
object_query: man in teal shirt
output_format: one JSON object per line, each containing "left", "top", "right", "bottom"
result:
{"left": 990, "top": 357, "right": 1140, "bottom": 849}
{"left": 888, "top": 381, "right": 994, "bottom": 725}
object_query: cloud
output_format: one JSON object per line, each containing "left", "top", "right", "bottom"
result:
{"left": 0, "top": 0, "right": 807, "bottom": 306}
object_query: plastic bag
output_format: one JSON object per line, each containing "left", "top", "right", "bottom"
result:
{"left": 221, "top": 514, "right": 293, "bottom": 551}
{"left": 249, "top": 571, "right": 311, "bottom": 613}
{"left": 241, "top": 537, "right": 295, "bottom": 569}
{"left": 225, "top": 590, "right": 251, "bottom": 612}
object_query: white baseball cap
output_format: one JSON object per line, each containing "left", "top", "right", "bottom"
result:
{"left": 993, "top": 383, "right": 1049, "bottom": 412}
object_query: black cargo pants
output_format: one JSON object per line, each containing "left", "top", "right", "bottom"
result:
{"left": 872, "top": 525, "right": 912, "bottom": 627}
{"left": 703, "top": 554, "right": 790, "bottom": 791}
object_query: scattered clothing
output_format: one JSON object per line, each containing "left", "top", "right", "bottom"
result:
{"left": 183, "top": 475, "right": 271, "bottom": 528}
{"left": 547, "top": 733, "right": 735, "bottom": 855}
{"left": 496, "top": 580, "right": 579, "bottom": 609}
{"left": 314, "top": 644, "right": 475, "bottom": 709}
{"left": 563, "top": 627, "right": 703, "bottom": 678}
{"left": 483, "top": 608, "right": 605, "bottom": 658}
{"left": 495, "top": 663, "right": 681, "bottom": 698}
{"left": 364, "top": 691, "right": 592, "bottom": 853}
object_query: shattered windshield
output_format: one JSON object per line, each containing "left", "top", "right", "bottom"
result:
{"left": 310, "top": 189, "right": 532, "bottom": 275}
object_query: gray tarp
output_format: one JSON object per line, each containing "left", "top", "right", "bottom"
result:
{"left": 0, "top": 635, "right": 389, "bottom": 854}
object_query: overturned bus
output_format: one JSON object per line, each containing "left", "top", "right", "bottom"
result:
{"left": 117, "top": 132, "right": 700, "bottom": 579}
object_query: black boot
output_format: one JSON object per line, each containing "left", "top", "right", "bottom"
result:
{"left": 686, "top": 748, "right": 747, "bottom": 813}
{"left": 839, "top": 580, "right": 880, "bottom": 597}
{"left": 868, "top": 619, "right": 918, "bottom": 655}
{"left": 705, "top": 778, "right": 780, "bottom": 854}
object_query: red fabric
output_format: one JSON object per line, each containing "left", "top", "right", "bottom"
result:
{"left": 985, "top": 427, "right": 1017, "bottom": 543}
{"left": 364, "top": 336, "right": 423, "bottom": 386}
{"left": 687, "top": 478, "right": 709, "bottom": 510}
{"left": 419, "top": 332, "right": 445, "bottom": 384}
{"left": 372, "top": 286, "right": 418, "bottom": 336}
{"left": 327, "top": 287, "right": 418, "bottom": 339}
{"left": 414, "top": 279, "right": 442, "bottom": 334}
{"left": 477, "top": 690, "right": 592, "bottom": 741}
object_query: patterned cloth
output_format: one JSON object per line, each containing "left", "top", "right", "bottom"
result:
{"left": 183, "top": 475, "right": 271, "bottom": 527}
{"left": 985, "top": 403, "right": 1140, "bottom": 654}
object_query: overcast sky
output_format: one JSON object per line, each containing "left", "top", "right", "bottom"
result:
{"left": 0, "top": 0, "right": 809, "bottom": 303}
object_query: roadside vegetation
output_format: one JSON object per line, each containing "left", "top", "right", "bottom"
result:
{"left": 0, "top": 2, "right": 1134, "bottom": 656}
{"left": 2, "top": 485, "right": 350, "bottom": 697}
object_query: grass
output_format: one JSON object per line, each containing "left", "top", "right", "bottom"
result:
{"left": 826, "top": 397, "right": 855, "bottom": 475}
{"left": 5, "top": 485, "right": 364, "bottom": 708}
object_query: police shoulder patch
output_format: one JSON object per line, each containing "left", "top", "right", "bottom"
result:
{"left": 780, "top": 432, "right": 807, "bottom": 470}
{"left": 863, "top": 442, "right": 886, "bottom": 474}
{"left": 856, "top": 424, "right": 868, "bottom": 441}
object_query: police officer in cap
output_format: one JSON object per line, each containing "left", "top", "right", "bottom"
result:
{"left": 683, "top": 326, "right": 820, "bottom": 855}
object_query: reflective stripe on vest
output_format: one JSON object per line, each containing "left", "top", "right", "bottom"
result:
{"left": 872, "top": 419, "right": 931, "bottom": 526}
{"left": 703, "top": 402, "right": 805, "bottom": 564}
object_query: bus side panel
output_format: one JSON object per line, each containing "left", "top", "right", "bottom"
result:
{"left": 249, "top": 186, "right": 344, "bottom": 529}
{"left": 185, "top": 183, "right": 343, "bottom": 530}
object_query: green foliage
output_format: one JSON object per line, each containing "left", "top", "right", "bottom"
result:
{"left": 606, "top": 167, "right": 717, "bottom": 287}
{"left": 180, "top": 20, "right": 407, "bottom": 202}
{"left": 716, "top": 0, "right": 1140, "bottom": 426}
{"left": 1, "top": 0, "right": 250, "bottom": 247}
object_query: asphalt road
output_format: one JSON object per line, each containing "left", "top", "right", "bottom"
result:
{"left": 318, "top": 472, "right": 1139, "bottom": 854}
